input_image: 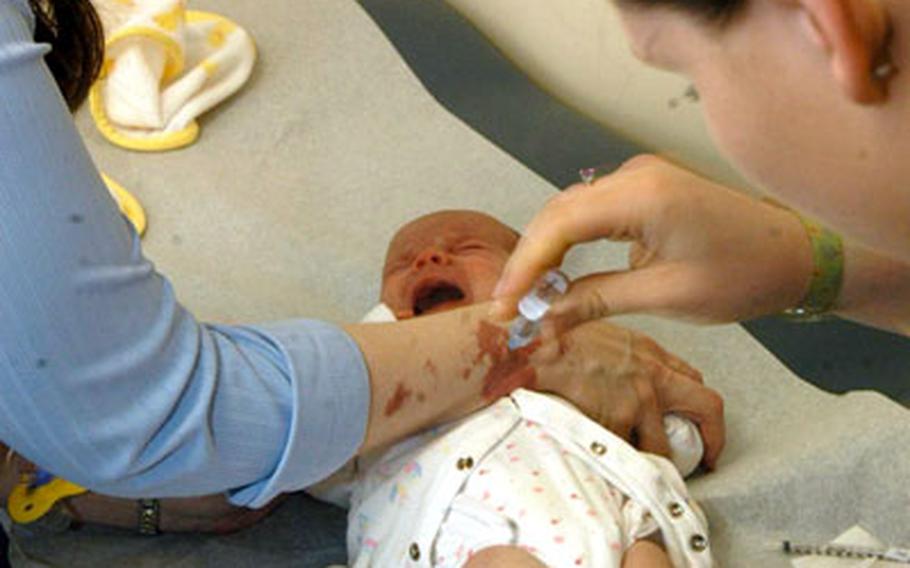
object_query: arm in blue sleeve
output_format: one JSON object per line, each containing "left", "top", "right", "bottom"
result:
{"left": 0, "top": 0, "right": 369, "bottom": 507}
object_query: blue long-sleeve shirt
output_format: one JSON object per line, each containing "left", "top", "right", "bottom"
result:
{"left": 0, "top": 0, "right": 370, "bottom": 507}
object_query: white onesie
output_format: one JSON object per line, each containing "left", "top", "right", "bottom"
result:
{"left": 313, "top": 305, "right": 712, "bottom": 567}
{"left": 346, "top": 389, "right": 711, "bottom": 567}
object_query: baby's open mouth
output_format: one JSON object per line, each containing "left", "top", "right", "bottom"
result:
{"left": 412, "top": 281, "right": 467, "bottom": 316}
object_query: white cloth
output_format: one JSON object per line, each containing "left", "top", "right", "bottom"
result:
{"left": 360, "top": 303, "right": 397, "bottom": 323}
{"left": 348, "top": 389, "right": 712, "bottom": 567}
{"left": 665, "top": 414, "right": 705, "bottom": 478}
{"left": 90, "top": 0, "right": 256, "bottom": 151}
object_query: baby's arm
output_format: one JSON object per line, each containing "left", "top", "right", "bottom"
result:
{"left": 623, "top": 539, "right": 673, "bottom": 568}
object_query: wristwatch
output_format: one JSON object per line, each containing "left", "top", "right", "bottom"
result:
{"left": 137, "top": 498, "right": 161, "bottom": 535}
{"left": 761, "top": 198, "right": 844, "bottom": 322}
{"left": 782, "top": 216, "right": 844, "bottom": 322}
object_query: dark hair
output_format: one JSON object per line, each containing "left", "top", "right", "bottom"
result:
{"left": 617, "top": 0, "right": 745, "bottom": 24}
{"left": 29, "top": 0, "right": 105, "bottom": 111}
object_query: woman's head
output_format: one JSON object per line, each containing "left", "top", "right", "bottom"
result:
{"left": 30, "top": 0, "right": 104, "bottom": 111}
{"left": 614, "top": 0, "right": 910, "bottom": 260}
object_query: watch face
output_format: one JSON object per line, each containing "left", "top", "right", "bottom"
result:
{"left": 782, "top": 307, "right": 831, "bottom": 323}
{"left": 138, "top": 499, "right": 161, "bottom": 535}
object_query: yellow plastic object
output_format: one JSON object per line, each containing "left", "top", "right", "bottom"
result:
{"left": 102, "top": 173, "right": 148, "bottom": 236}
{"left": 7, "top": 478, "right": 87, "bottom": 524}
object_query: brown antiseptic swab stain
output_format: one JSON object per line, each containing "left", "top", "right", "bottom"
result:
{"left": 384, "top": 383, "right": 413, "bottom": 417}
{"left": 475, "top": 321, "right": 541, "bottom": 401}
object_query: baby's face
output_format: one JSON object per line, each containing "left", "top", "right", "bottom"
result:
{"left": 381, "top": 211, "right": 518, "bottom": 319}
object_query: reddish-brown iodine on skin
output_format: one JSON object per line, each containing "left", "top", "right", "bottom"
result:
{"left": 387, "top": 322, "right": 540, "bottom": 416}
{"left": 474, "top": 321, "right": 540, "bottom": 401}
{"left": 384, "top": 383, "right": 413, "bottom": 417}
{"left": 482, "top": 353, "right": 539, "bottom": 400}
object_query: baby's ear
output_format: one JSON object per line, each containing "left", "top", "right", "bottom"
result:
{"left": 794, "top": 0, "right": 891, "bottom": 104}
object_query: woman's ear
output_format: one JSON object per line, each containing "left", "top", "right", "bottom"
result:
{"left": 796, "top": 0, "right": 891, "bottom": 104}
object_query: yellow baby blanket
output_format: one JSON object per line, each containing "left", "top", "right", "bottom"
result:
{"left": 90, "top": 0, "right": 256, "bottom": 151}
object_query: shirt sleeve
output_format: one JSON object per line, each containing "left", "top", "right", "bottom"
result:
{"left": 0, "top": 0, "right": 370, "bottom": 508}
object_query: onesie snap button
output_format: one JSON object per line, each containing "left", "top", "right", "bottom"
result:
{"left": 409, "top": 542, "right": 421, "bottom": 560}
{"left": 590, "top": 441, "right": 607, "bottom": 456}
{"left": 668, "top": 502, "right": 685, "bottom": 518}
{"left": 690, "top": 534, "right": 708, "bottom": 552}
{"left": 456, "top": 456, "right": 474, "bottom": 470}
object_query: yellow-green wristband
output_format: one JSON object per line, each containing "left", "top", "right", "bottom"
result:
{"left": 783, "top": 215, "right": 844, "bottom": 322}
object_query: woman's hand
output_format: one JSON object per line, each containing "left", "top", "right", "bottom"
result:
{"left": 492, "top": 155, "right": 814, "bottom": 330}
{"left": 530, "top": 319, "right": 725, "bottom": 469}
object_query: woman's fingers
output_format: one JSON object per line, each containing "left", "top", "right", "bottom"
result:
{"left": 491, "top": 169, "right": 650, "bottom": 320}
{"left": 663, "top": 355, "right": 705, "bottom": 384}
{"left": 545, "top": 266, "right": 676, "bottom": 333}
{"left": 631, "top": 378, "right": 673, "bottom": 458}
{"left": 628, "top": 341, "right": 698, "bottom": 457}
{"left": 640, "top": 333, "right": 705, "bottom": 384}
{"left": 490, "top": 230, "right": 569, "bottom": 320}
{"left": 655, "top": 377, "right": 726, "bottom": 469}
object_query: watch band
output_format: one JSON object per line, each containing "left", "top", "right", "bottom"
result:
{"left": 137, "top": 498, "right": 161, "bottom": 535}
{"left": 783, "top": 214, "right": 844, "bottom": 322}
{"left": 761, "top": 198, "right": 845, "bottom": 322}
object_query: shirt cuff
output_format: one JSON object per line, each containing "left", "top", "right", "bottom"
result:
{"left": 228, "top": 320, "right": 370, "bottom": 508}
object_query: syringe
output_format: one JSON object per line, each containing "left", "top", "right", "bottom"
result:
{"left": 505, "top": 165, "right": 605, "bottom": 351}
{"left": 782, "top": 541, "right": 910, "bottom": 564}
{"left": 507, "top": 269, "right": 570, "bottom": 351}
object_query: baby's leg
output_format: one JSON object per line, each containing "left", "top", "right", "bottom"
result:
{"left": 622, "top": 539, "right": 672, "bottom": 568}
{"left": 463, "top": 545, "right": 548, "bottom": 568}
